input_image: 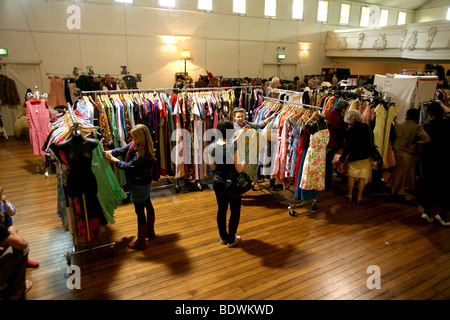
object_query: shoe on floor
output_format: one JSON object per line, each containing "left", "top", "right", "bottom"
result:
{"left": 227, "top": 236, "right": 241, "bottom": 248}
{"left": 24, "top": 280, "right": 32, "bottom": 294}
{"left": 420, "top": 213, "right": 434, "bottom": 223}
{"left": 220, "top": 239, "right": 228, "bottom": 245}
{"left": 434, "top": 214, "right": 450, "bottom": 226}
{"left": 26, "top": 259, "right": 39, "bottom": 268}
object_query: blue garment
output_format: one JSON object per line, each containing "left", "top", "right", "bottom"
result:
{"left": 294, "top": 146, "right": 319, "bottom": 201}
{"left": 0, "top": 200, "right": 15, "bottom": 228}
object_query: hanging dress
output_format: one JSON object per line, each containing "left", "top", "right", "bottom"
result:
{"left": 26, "top": 99, "right": 51, "bottom": 156}
{"left": 299, "top": 128, "right": 330, "bottom": 191}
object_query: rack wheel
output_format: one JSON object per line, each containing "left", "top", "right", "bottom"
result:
{"left": 65, "top": 253, "right": 72, "bottom": 266}
{"left": 175, "top": 186, "right": 181, "bottom": 193}
{"left": 311, "top": 203, "right": 317, "bottom": 211}
{"left": 197, "top": 183, "right": 202, "bottom": 191}
{"left": 110, "top": 246, "right": 115, "bottom": 256}
{"left": 289, "top": 209, "right": 296, "bottom": 217}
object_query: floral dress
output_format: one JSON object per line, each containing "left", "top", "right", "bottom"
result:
{"left": 299, "top": 129, "right": 330, "bottom": 191}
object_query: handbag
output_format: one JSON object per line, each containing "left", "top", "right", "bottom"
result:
{"left": 225, "top": 169, "right": 253, "bottom": 197}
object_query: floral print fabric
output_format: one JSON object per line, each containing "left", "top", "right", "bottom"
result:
{"left": 299, "top": 129, "right": 330, "bottom": 191}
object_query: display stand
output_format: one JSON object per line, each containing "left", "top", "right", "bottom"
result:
{"left": 63, "top": 103, "right": 115, "bottom": 266}
{"left": 253, "top": 96, "right": 327, "bottom": 216}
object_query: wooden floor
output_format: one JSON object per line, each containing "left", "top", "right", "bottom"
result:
{"left": 1, "top": 137, "right": 449, "bottom": 301}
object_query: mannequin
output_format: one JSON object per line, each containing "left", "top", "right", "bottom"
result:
{"left": 57, "top": 131, "right": 98, "bottom": 198}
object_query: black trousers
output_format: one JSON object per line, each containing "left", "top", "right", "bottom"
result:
{"left": 213, "top": 181, "right": 242, "bottom": 243}
{"left": 417, "top": 162, "right": 450, "bottom": 221}
{"left": 134, "top": 197, "right": 155, "bottom": 225}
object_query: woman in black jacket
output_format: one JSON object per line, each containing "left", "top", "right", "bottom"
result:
{"left": 207, "top": 119, "right": 247, "bottom": 248}
{"left": 339, "top": 110, "right": 372, "bottom": 204}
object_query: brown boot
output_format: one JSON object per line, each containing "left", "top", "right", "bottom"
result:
{"left": 146, "top": 214, "right": 156, "bottom": 239}
{"left": 128, "top": 224, "right": 148, "bottom": 250}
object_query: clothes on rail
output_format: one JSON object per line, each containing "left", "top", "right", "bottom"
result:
{"left": 48, "top": 76, "right": 67, "bottom": 107}
{"left": 251, "top": 99, "right": 330, "bottom": 201}
{"left": 83, "top": 89, "right": 245, "bottom": 183}
{"left": 0, "top": 75, "right": 20, "bottom": 105}
{"left": 42, "top": 110, "right": 126, "bottom": 243}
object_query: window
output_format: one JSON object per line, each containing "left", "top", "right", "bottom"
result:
{"left": 264, "top": 0, "right": 277, "bottom": 17}
{"left": 292, "top": 0, "right": 304, "bottom": 20}
{"left": 339, "top": 4, "right": 351, "bottom": 24}
{"left": 159, "top": 0, "right": 175, "bottom": 8}
{"left": 360, "top": 6, "right": 370, "bottom": 27}
{"left": 379, "top": 9, "right": 389, "bottom": 27}
{"left": 397, "top": 11, "right": 406, "bottom": 25}
{"left": 446, "top": 7, "right": 450, "bottom": 20}
{"left": 317, "top": 1, "right": 328, "bottom": 23}
{"left": 198, "top": 0, "right": 212, "bottom": 11}
{"left": 233, "top": 0, "right": 246, "bottom": 15}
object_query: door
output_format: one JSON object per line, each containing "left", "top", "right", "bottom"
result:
{"left": 263, "top": 63, "right": 298, "bottom": 81}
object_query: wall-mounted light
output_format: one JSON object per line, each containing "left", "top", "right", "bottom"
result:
{"left": 0, "top": 48, "right": 8, "bottom": 56}
{"left": 299, "top": 43, "right": 309, "bottom": 55}
{"left": 161, "top": 36, "right": 176, "bottom": 51}
{"left": 180, "top": 49, "right": 193, "bottom": 74}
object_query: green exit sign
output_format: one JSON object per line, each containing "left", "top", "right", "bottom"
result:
{"left": 0, "top": 48, "right": 8, "bottom": 55}
{"left": 277, "top": 54, "right": 286, "bottom": 60}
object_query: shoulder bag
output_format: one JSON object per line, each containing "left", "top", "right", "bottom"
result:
{"left": 225, "top": 168, "right": 253, "bottom": 197}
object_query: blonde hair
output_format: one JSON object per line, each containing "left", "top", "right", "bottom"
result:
{"left": 131, "top": 124, "right": 155, "bottom": 159}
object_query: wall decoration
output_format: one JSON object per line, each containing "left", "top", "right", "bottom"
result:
{"left": 357, "top": 32, "right": 365, "bottom": 51}
{"left": 399, "top": 29, "right": 408, "bottom": 51}
{"left": 338, "top": 36, "right": 348, "bottom": 50}
{"left": 373, "top": 33, "right": 387, "bottom": 51}
{"left": 426, "top": 27, "right": 437, "bottom": 51}
{"left": 406, "top": 30, "right": 418, "bottom": 51}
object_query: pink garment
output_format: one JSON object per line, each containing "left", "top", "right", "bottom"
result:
{"left": 26, "top": 100, "right": 51, "bottom": 156}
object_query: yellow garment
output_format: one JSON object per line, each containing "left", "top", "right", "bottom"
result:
{"left": 234, "top": 129, "right": 260, "bottom": 181}
{"left": 373, "top": 104, "right": 398, "bottom": 165}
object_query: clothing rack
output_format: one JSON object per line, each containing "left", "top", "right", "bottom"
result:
{"left": 254, "top": 96, "right": 327, "bottom": 216}
{"left": 82, "top": 86, "right": 257, "bottom": 192}
{"left": 64, "top": 103, "right": 116, "bottom": 266}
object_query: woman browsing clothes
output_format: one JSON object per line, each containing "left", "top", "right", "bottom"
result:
{"left": 339, "top": 110, "right": 372, "bottom": 204}
{"left": 103, "top": 124, "right": 156, "bottom": 250}
{"left": 207, "top": 119, "right": 247, "bottom": 248}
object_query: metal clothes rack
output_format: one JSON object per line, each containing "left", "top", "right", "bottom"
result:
{"left": 82, "top": 86, "right": 256, "bottom": 192}
{"left": 64, "top": 103, "right": 116, "bottom": 266}
{"left": 254, "top": 96, "right": 325, "bottom": 216}
{"left": 82, "top": 88, "right": 182, "bottom": 192}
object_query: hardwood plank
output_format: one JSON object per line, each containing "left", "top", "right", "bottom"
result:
{"left": 1, "top": 137, "right": 449, "bottom": 300}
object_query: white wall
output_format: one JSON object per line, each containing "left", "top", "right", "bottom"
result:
{"left": 0, "top": 0, "right": 444, "bottom": 94}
